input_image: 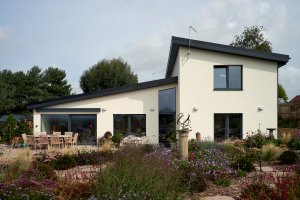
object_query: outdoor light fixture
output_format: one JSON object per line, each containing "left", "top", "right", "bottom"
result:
{"left": 257, "top": 106, "right": 263, "bottom": 111}
{"left": 150, "top": 107, "right": 155, "bottom": 111}
{"left": 102, "top": 108, "right": 107, "bottom": 112}
{"left": 193, "top": 107, "right": 198, "bottom": 112}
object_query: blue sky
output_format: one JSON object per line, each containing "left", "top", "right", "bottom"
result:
{"left": 0, "top": 0, "right": 299, "bottom": 99}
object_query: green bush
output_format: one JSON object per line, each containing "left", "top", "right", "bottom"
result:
{"left": 94, "top": 146, "right": 189, "bottom": 199}
{"left": 231, "top": 157, "right": 255, "bottom": 172}
{"left": 52, "top": 154, "right": 77, "bottom": 170}
{"left": 287, "top": 137, "right": 300, "bottom": 150}
{"left": 244, "top": 132, "right": 274, "bottom": 148}
{"left": 112, "top": 132, "right": 123, "bottom": 146}
{"left": 213, "top": 177, "right": 231, "bottom": 187}
{"left": 37, "top": 162, "right": 57, "bottom": 180}
{"left": 241, "top": 182, "right": 277, "bottom": 200}
{"left": 278, "top": 150, "right": 299, "bottom": 164}
{"left": 237, "top": 169, "right": 247, "bottom": 177}
{"left": 142, "top": 144, "right": 155, "bottom": 153}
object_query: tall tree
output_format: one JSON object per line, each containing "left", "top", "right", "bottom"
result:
{"left": 278, "top": 84, "right": 288, "bottom": 102}
{"left": 80, "top": 58, "right": 138, "bottom": 93}
{"left": 43, "top": 67, "right": 72, "bottom": 98}
{"left": 230, "top": 25, "right": 272, "bottom": 52}
{"left": 0, "top": 79, "right": 15, "bottom": 114}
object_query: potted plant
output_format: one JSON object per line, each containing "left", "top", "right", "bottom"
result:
{"left": 176, "top": 113, "right": 192, "bottom": 160}
{"left": 166, "top": 122, "right": 177, "bottom": 149}
{"left": 112, "top": 132, "right": 123, "bottom": 147}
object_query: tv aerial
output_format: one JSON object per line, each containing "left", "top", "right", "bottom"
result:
{"left": 187, "top": 25, "right": 197, "bottom": 59}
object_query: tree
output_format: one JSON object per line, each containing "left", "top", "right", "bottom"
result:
{"left": 230, "top": 25, "right": 272, "bottom": 52}
{"left": 80, "top": 58, "right": 138, "bottom": 93}
{"left": 0, "top": 79, "right": 16, "bottom": 114}
{"left": 43, "top": 67, "right": 72, "bottom": 98}
{"left": 278, "top": 84, "right": 288, "bottom": 102}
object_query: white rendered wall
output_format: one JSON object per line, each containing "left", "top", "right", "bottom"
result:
{"left": 177, "top": 47, "right": 278, "bottom": 140}
{"left": 33, "top": 84, "right": 177, "bottom": 144}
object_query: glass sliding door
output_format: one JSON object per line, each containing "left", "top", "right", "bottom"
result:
{"left": 214, "top": 114, "right": 242, "bottom": 141}
{"left": 113, "top": 114, "right": 146, "bottom": 137}
{"left": 41, "top": 114, "right": 97, "bottom": 145}
{"left": 159, "top": 88, "right": 176, "bottom": 145}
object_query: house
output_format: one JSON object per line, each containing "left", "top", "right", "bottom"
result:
{"left": 279, "top": 95, "right": 300, "bottom": 125}
{"left": 27, "top": 36, "right": 290, "bottom": 144}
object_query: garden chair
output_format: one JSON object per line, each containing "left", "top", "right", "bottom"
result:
{"left": 21, "top": 133, "right": 27, "bottom": 145}
{"left": 39, "top": 132, "right": 47, "bottom": 136}
{"left": 53, "top": 132, "right": 61, "bottom": 135}
{"left": 10, "top": 137, "right": 21, "bottom": 148}
{"left": 66, "top": 133, "right": 79, "bottom": 147}
{"left": 27, "top": 135, "right": 37, "bottom": 150}
{"left": 38, "top": 135, "right": 49, "bottom": 150}
{"left": 49, "top": 135, "right": 63, "bottom": 148}
{"left": 64, "top": 132, "right": 73, "bottom": 136}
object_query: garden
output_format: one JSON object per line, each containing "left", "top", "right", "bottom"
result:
{"left": 0, "top": 129, "right": 300, "bottom": 200}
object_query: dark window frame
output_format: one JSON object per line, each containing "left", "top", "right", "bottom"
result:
{"left": 214, "top": 65, "right": 243, "bottom": 91}
{"left": 214, "top": 113, "right": 243, "bottom": 141}
{"left": 113, "top": 114, "right": 146, "bottom": 136}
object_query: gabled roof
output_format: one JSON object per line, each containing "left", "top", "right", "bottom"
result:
{"left": 165, "top": 36, "right": 290, "bottom": 78}
{"left": 290, "top": 95, "right": 300, "bottom": 103}
{"left": 27, "top": 77, "right": 178, "bottom": 109}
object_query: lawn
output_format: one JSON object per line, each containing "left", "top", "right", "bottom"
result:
{"left": 0, "top": 130, "right": 299, "bottom": 200}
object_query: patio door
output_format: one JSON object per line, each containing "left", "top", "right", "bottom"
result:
{"left": 214, "top": 114, "right": 242, "bottom": 141}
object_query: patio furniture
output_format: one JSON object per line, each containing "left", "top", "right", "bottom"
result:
{"left": 53, "top": 132, "right": 61, "bottom": 135}
{"left": 64, "top": 132, "right": 73, "bottom": 136}
{"left": 39, "top": 132, "right": 47, "bottom": 135}
{"left": 27, "top": 135, "right": 37, "bottom": 150}
{"left": 38, "top": 135, "right": 49, "bottom": 150}
{"left": 11, "top": 137, "right": 22, "bottom": 148}
{"left": 66, "top": 133, "right": 79, "bottom": 146}
{"left": 21, "top": 133, "right": 27, "bottom": 145}
{"left": 49, "top": 135, "right": 63, "bottom": 148}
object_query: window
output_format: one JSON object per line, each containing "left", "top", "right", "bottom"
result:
{"left": 214, "top": 65, "right": 242, "bottom": 90}
{"left": 214, "top": 114, "right": 242, "bottom": 141}
{"left": 113, "top": 114, "right": 146, "bottom": 137}
{"left": 159, "top": 88, "right": 176, "bottom": 144}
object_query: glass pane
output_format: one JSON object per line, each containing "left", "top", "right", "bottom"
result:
{"left": 214, "top": 68, "right": 227, "bottom": 89}
{"left": 41, "top": 114, "right": 69, "bottom": 134}
{"left": 228, "top": 66, "right": 241, "bottom": 89}
{"left": 113, "top": 115, "right": 128, "bottom": 135}
{"left": 159, "top": 114, "right": 175, "bottom": 142}
{"left": 229, "top": 114, "right": 242, "bottom": 139}
{"left": 214, "top": 114, "right": 226, "bottom": 141}
{"left": 159, "top": 88, "right": 176, "bottom": 113}
{"left": 71, "top": 115, "right": 97, "bottom": 145}
{"left": 131, "top": 115, "right": 146, "bottom": 137}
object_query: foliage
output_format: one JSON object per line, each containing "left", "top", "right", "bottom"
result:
{"left": 142, "top": 144, "right": 155, "bottom": 153}
{"left": 36, "top": 162, "right": 57, "bottom": 180}
{"left": 54, "top": 179, "right": 95, "bottom": 200}
{"left": 278, "top": 150, "right": 299, "bottom": 164}
{"left": 278, "top": 84, "right": 288, "bottom": 102}
{"left": 231, "top": 156, "right": 255, "bottom": 172}
{"left": 112, "top": 132, "right": 123, "bottom": 145}
{"left": 241, "top": 182, "right": 276, "bottom": 200}
{"left": 237, "top": 169, "right": 247, "bottom": 177}
{"left": 262, "top": 143, "right": 283, "bottom": 162}
{"left": 279, "top": 118, "right": 299, "bottom": 128}
{"left": 244, "top": 131, "right": 275, "bottom": 148}
{"left": 0, "top": 185, "right": 53, "bottom": 200}
{"left": 166, "top": 122, "right": 177, "bottom": 143}
{"left": 1, "top": 114, "right": 17, "bottom": 142}
{"left": 73, "top": 150, "right": 107, "bottom": 165}
{"left": 0, "top": 66, "right": 72, "bottom": 114}
{"left": 52, "top": 154, "right": 77, "bottom": 170}
{"left": 80, "top": 58, "right": 138, "bottom": 93}
{"left": 287, "top": 137, "right": 300, "bottom": 150}
{"left": 213, "top": 177, "right": 231, "bottom": 187}
{"left": 94, "top": 146, "right": 188, "bottom": 199}
{"left": 230, "top": 25, "right": 272, "bottom": 52}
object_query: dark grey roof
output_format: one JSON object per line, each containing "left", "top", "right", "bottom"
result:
{"left": 166, "top": 36, "right": 290, "bottom": 78}
{"left": 27, "top": 77, "right": 178, "bottom": 109}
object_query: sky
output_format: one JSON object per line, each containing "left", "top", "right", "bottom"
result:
{"left": 0, "top": 0, "right": 299, "bottom": 100}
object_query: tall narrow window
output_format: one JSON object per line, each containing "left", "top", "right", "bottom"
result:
{"left": 214, "top": 65, "right": 242, "bottom": 90}
{"left": 214, "top": 114, "right": 242, "bottom": 141}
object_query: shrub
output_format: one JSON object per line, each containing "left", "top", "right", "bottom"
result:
{"left": 142, "top": 144, "right": 155, "bottom": 153}
{"left": 0, "top": 185, "right": 53, "bottom": 200}
{"left": 53, "top": 154, "right": 77, "bottom": 170}
{"left": 94, "top": 145, "right": 189, "bottom": 199}
{"left": 262, "top": 143, "right": 283, "bottom": 161}
{"left": 231, "top": 157, "right": 255, "bottom": 172}
{"left": 104, "top": 131, "right": 112, "bottom": 139}
{"left": 244, "top": 131, "right": 273, "bottom": 148}
{"left": 112, "top": 132, "right": 123, "bottom": 146}
{"left": 241, "top": 182, "right": 277, "bottom": 199}
{"left": 37, "top": 162, "right": 57, "bottom": 180}
{"left": 278, "top": 150, "right": 299, "bottom": 164}
{"left": 73, "top": 150, "right": 103, "bottom": 166}
{"left": 287, "top": 137, "right": 300, "bottom": 150}
{"left": 237, "top": 169, "right": 247, "bottom": 177}
{"left": 213, "top": 177, "right": 231, "bottom": 187}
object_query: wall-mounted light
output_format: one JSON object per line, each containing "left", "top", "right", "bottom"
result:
{"left": 150, "top": 107, "right": 155, "bottom": 111}
{"left": 257, "top": 106, "right": 263, "bottom": 111}
{"left": 102, "top": 108, "right": 107, "bottom": 112}
{"left": 193, "top": 107, "right": 198, "bottom": 112}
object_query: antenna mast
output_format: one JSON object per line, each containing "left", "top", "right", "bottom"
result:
{"left": 188, "top": 25, "right": 197, "bottom": 58}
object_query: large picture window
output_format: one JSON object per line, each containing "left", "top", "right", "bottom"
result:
{"left": 214, "top": 114, "right": 242, "bottom": 141}
{"left": 113, "top": 114, "right": 146, "bottom": 137}
{"left": 214, "top": 65, "right": 242, "bottom": 90}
